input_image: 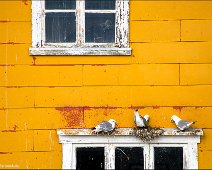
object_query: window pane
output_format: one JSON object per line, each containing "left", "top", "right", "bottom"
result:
{"left": 45, "top": 0, "right": 76, "bottom": 9}
{"left": 154, "top": 147, "right": 183, "bottom": 170}
{"left": 85, "top": 13, "right": 115, "bottom": 43}
{"left": 45, "top": 13, "right": 76, "bottom": 43}
{"left": 76, "top": 147, "right": 104, "bottom": 170}
{"left": 85, "top": 0, "right": 115, "bottom": 10}
{"left": 115, "top": 147, "right": 144, "bottom": 170}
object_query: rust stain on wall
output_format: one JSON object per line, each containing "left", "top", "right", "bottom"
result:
{"left": 195, "top": 106, "right": 203, "bottom": 109}
{"left": 2, "top": 130, "right": 16, "bottom": 132}
{"left": 130, "top": 106, "right": 146, "bottom": 110}
{"left": 0, "top": 152, "right": 12, "bottom": 154}
{"left": 153, "top": 106, "right": 160, "bottom": 109}
{"left": 173, "top": 106, "right": 183, "bottom": 113}
{"left": 22, "top": 0, "right": 28, "bottom": 5}
{"left": 2, "top": 125, "right": 18, "bottom": 132}
{"left": 56, "top": 107, "right": 84, "bottom": 127}
{"left": 32, "top": 56, "right": 36, "bottom": 65}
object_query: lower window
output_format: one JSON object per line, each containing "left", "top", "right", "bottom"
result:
{"left": 57, "top": 129, "right": 202, "bottom": 169}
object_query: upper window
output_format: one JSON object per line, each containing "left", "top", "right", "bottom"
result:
{"left": 30, "top": 0, "right": 131, "bottom": 56}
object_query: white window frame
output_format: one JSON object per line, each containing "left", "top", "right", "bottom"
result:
{"left": 57, "top": 128, "right": 203, "bottom": 169}
{"left": 29, "top": 0, "right": 131, "bottom": 56}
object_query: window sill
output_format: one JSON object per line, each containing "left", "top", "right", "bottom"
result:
{"left": 57, "top": 128, "right": 203, "bottom": 136}
{"left": 57, "top": 128, "right": 203, "bottom": 145}
{"left": 29, "top": 47, "right": 132, "bottom": 56}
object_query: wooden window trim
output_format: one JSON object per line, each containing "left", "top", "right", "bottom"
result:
{"left": 57, "top": 128, "right": 203, "bottom": 169}
{"left": 30, "top": 0, "right": 131, "bottom": 56}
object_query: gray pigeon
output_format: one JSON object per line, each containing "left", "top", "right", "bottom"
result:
{"left": 134, "top": 110, "right": 149, "bottom": 128}
{"left": 92, "top": 119, "right": 116, "bottom": 133}
{"left": 171, "top": 115, "right": 195, "bottom": 131}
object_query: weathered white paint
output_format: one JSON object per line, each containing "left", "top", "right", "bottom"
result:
{"left": 57, "top": 128, "right": 202, "bottom": 169}
{"left": 30, "top": 0, "right": 131, "bottom": 56}
{"left": 29, "top": 47, "right": 131, "bottom": 55}
{"left": 187, "top": 142, "right": 199, "bottom": 169}
{"left": 31, "top": 0, "right": 42, "bottom": 47}
{"left": 62, "top": 144, "right": 72, "bottom": 169}
{"left": 57, "top": 128, "right": 203, "bottom": 136}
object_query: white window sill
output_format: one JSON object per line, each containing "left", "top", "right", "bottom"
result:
{"left": 29, "top": 47, "right": 132, "bottom": 56}
{"left": 57, "top": 128, "right": 203, "bottom": 137}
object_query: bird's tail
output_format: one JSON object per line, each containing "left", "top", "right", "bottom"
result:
{"left": 188, "top": 121, "right": 196, "bottom": 127}
{"left": 192, "top": 121, "right": 197, "bottom": 124}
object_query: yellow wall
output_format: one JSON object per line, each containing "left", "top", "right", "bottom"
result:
{"left": 0, "top": 0, "right": 212, "bottom": 169}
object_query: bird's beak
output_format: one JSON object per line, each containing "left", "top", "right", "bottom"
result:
{"left": 171, "top": 119, "right": 174, "bottom": 123}
{"left": 115, "top": 122, "right": 118, "bottom": 127}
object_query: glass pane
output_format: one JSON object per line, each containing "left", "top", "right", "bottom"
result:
{"left": 76, "top": 147, "right": 104, "bottom": 170}
{"left": 115, "top": 147, "right": 144, "bottom": 170}
{"left": 154, "top": 147, "right": 183, "bottom": 170}
{"left": 45, "top": 0, "right": 76, "bottom": 9}
{"left": 85, "top": 13, "right": 115, "bottom": 43}
{"left": 85, "top": 0, "right": 115, "bottom": 10}
{"left": 45, "top": 13, "right": 76, "bottom": 43}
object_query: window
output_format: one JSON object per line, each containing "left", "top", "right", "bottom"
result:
{"left": 30, "top": 0, "right": 131, "bottom": 56}
{"left": 57, "top": 128, "right": 203, "bottom": 169}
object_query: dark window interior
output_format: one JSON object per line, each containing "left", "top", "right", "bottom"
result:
{"left": 154, "top": 147, "right": 183, "bottom": 170}
{"left": 45, "top": 12, "right": 76, "bottom": 43}
{"left": 85, "top": 0, "right": 115, "bottom": 10}
{"left": 115, "top": 147, "right": 144, "bottom": 170}
{"left": 76, "top": 147, "right": 104, "bottom": 170}
{"left": 45, "top": 0, "right": 76, "bottom": 9}
{"left": 85, "top": 13, "right": 115, "bottom": 43}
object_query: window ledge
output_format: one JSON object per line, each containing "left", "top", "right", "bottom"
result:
{"left": 29, "top": 47, "right": 132, "bottom": 56}
{"left": 57, "top": 128, "right": 203, "bottom": 136}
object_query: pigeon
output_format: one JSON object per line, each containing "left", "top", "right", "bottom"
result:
{"left": 134, "top": 110, "right": 149, "bottom": 128}
{"left": 171, "top": 115, "right": 195, "bottom": 131}
{"left": 92, "top": 119, "right": 117, "bottom": 133}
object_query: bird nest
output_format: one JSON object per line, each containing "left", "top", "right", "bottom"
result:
{"left": 133, "top": 127, "right": 164, "bottom": 142}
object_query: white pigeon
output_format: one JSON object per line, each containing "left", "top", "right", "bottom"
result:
{"left": 134, "top": 110, "right": 149, "bottom": 128}
{"left": 171, "top": 115, "right": 195, "bottom": 131}
{"left": 92, "top": 119, "right": 117, "bottom": 133}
